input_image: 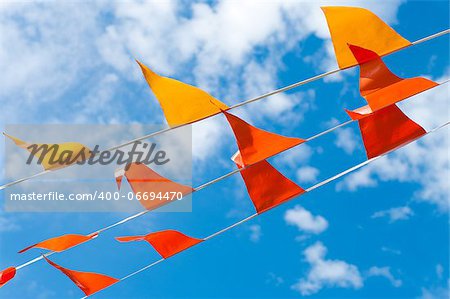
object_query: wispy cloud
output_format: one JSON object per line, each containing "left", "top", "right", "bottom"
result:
{"left": 248, "top": 224, "right": 262, "bottom": 243}
{"left": 371, "top": 206, "right": 414, "bottom": 223}
{"left": 292, "top": 241, "right": 363, "bottom": 295}
{"left": 284, "top": 205, "right": 328, "bottom": 234}
{"left": 366, "top": 266, "right": 402, "bottom": 287}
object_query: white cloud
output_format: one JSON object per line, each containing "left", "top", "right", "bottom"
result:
{"left": 248, "top": 224, "right": 262, "bottom": 243}
{"left": 296, "top": 166, "right": 320, "bottom": 184}
{"left": 284, "top": 205, "right": 328, "bottom": 234}
{"left": 371, "top": 206, "right": 414, "bottom": 223}
{"left": 336, "top": 81, "right": 449, "bottom": 211}
{"left": 0, "top": 212, "right": 19, "bottom": 232}
{"left": 334, "top": 127, "right": 360, "bottom": 155}
{"left": 266, "top": 272, "right": 284, "bottom": 287}
{"left": 381, "top": 246, "right": 401, "bottom": 255}
{"left": 276, "top": 144, "right": 314, "bottom": 167}
{"left": 0, "top": 0, "right": 406, "bottom": 168}
{"left": 367, "top": 266, "right": 402, "bottom": 287}
{"left": 419, "top": 282, "right": 450, "bottom": 299}
{"left": 292, "top": 241, "right": 363, "bottom": 295}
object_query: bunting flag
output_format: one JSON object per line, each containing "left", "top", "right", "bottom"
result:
{"left": 224, "top": 111, "right": 305, "bottom": 167}
{"left": 321, "top": 6, "right": 411, "bottom": 69}
{"left": 137, "top": 60, "right": 229, "bottom": 127}
{"left": 116, "top": 230, "right": 203, "bottom": 259}
{"left": 350, "top": 104, "right": 426, "bottom": 159}
{"left": 115, "top": 163, "right": 194, "bottom": 210}
{"left": 348, "top": 44, "right": 439, "bottom": 112}
{"left": 43, "top": 256, "right": 118, "bottom": 297}
{"left": 234, "top": 156, "right": 305, "bottom": 214}
{"left": 19, "top": 233, "right": 97, "bottom": 253}
{"left": 3, "top": 133, "right": 92, "bottom": 171}
{"left": 0, "top": 267, "right": 16, "bottom": 288}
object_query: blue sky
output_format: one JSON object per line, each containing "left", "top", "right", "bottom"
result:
{"left": 0, "top": 1, "right": 449, "bottom": 298}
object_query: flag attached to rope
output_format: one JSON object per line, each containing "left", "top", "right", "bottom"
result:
{"left": 321, "top": 6, "right": 411, "bottom": 69}
{"left": 43, "top": 256, "right": 118, "bottom": 297}
{"left": 0, "top": 267, "right": 16, "bottom": 288}
{"left": 115, "top": 163, "right": 194, "bottom": 210}
{"left": 3, "top": 133, "right": 92, "bottom": 171}
{"left": 19, "top": 234, "right": 97, "bottom": 253}
{"left": 350, "top": 104, "right": 426, "bottom": 159}
{"left": 234, "top": 157, "right": 305, "bottom": 214}
{"left": 348, "top": 44, "right": 438, "bottom": 112}
{"left": 224, "top": 111, "right": 305, "bottom": 167}
{"left": 137, "top": 61, "right": 229, "bottom": 127}
{"left": 116, "top": 230, "right": 203, "bottom": 259}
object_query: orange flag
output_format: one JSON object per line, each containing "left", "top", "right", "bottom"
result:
{"left": 224, "top": 111, "right": 305, "bottom": 167}
{"left": 234, "top": 156, "right": 305, "bottom": 214}
{"left": 19, "top": 233, "right": 97, "bottom": 253}
{"left": 43, "top": 256, "right": 118, "bottom": 297}
{"left": 3, "top": 133, "right": 92, "bottom": 171}
{"left": 0, "top": 267, "right": 16, "bottom": 288}
{"left": 115, "top": 163, "right": 193, "bottom": 210}
{"left": 348, "top": 44, "right": 438, "bottom": 112}
{"left": 116, "top": 230, "right": 203, "bottom": 259}
{"left": 353, "top": 105, "right": 426, "bottom": 159}
{"left": 321, "top": 6, "right": 411, "bottom": 69}
{"left": 137, "top": 61, "right": 229, "bottom": 127}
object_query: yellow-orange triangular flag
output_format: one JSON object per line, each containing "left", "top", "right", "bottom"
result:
{"left": 4, "top": 133, "right": 92, "bottom": 171}
{"left": 321, "top": 6, "right": 411, "bottom": 69}
{"left": 137, "top": 60, "right": 229, "bottom": 127}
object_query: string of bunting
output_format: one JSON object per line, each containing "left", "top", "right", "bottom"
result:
{"left": 1, "top": 6, "right": 449, "bottom": 298}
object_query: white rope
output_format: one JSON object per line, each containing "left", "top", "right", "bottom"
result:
{"left": 12, "top": 116, "right": 353, "bottom": 270}
{"left": 1, "top": 29, "right": 448, "bottom": 191}
{"left": 81, "top": 120, "right": 449, "bottom": 298}
{"left": 11, "top": 80, "right": 450, "bottom": 271}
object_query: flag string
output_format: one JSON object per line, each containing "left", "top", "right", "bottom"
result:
{"left": 80, "top": 120, "right": 449, "bottom": 298}
{"left": 11, "top": 81, "right": 450, "bottom": 272}
{"left": 1, "top": 29, "right": 448, "bottom": 191}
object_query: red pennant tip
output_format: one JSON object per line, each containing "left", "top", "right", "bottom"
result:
{"left": 43, "top": 256, "right": 119, "bottom": 296}
{"left": 224, "top": 111, "right": 305, "bottom": 166}
{"left": 19, "top": 234, "right": 95, "bottom": 253}
{"left": 347, "top": 44, "right": 380, "bottom": 64}
{"left": 117, "top": 230, "right": 203, "bottom": 259}
{"left": 358, "top": 105, "right": 426, "bottom": 159}
{"left": 0, "top": 267, "right": 16, "bottom": 288}
{"left": 123, "top": 163, "right": 193, "bottom": 211}
{"left": 238, "top": 160, "right": 305, "bottom": 213}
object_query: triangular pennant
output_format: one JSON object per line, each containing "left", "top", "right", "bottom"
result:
{"left": 234, "top": 158, "right": 305, "bottom": 214}
{"left": 43, "top": 256, "right": 118, "bottom": 297}
{"left": 224, "top": 111, "right": 305, "bottom": 167}
{"left": 137, "top": 60, "right": 229, "bottom": 127}
{"left": 0, "top": 267, "right": 16, "bottom": 288}
{"left": 117, "top": 163, "right": 194, "bottom": 211}
{"left": 19, "top": 233, "right": 97, "bottom": 253}
{"left": 116, "top": 230, "right": 203, "bottom": 259}
{"left": 348, "top": 44, "right": 439, "bottom": 111}
{"left": 321, "top": 6, "right": 411, "bottom": 69}
{"left": 3, "top": 133, "right": 92, "bottom": 171}
{"left": 356, "top": 104, "right": 426, "bottom": 159}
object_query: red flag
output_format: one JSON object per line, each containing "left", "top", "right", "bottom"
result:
{"left": 43, "top": 256, "right": 118, "bottom": 296}
{"left": 115, "top": 163, "right": 194, "bottom": 210}
{"left": 224, "top": 111, "right": 305, "bottom": 167}
{"left": 116, "top": 230, "right": 203, "bottom": 259}
{"left": 234, "top": 157, "right": 305, "bottom": 214}
{"left": 19, "top": 233, "right": 97, "bottom": 253}
{"left": 0, "top": 267, "right": 16, "bottom": 288}
{"left": 355, "top": 105, "right": 426, "bottom": 159}
{"left": 348, "top": 44, "right": 438, "bottom": 112}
